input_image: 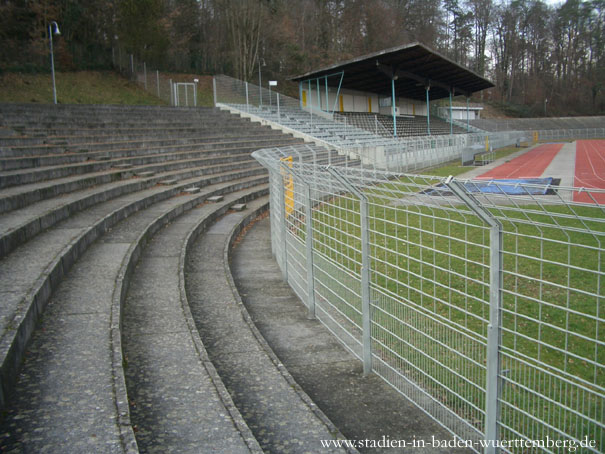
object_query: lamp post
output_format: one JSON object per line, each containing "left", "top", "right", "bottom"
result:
{"left": 48, "top": 21, "right": 60, "bottom": 104}
{"left": 258, "top": 58, "right": 266, "bottom": 106}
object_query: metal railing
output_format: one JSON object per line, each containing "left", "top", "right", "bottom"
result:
{"left": 254, "top": 143, "right": 605, "bottom": 454}
{"left": 216, "top": 75, "right": 605, "bottom": 174}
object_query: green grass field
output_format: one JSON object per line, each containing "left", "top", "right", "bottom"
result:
{"left": 295, "top": 163, "right": 604, "bottom": 448}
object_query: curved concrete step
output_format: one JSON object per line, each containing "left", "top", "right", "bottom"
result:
{"left": 0, "top": 171, "right": 267, "bottom": 409}
{"left": 0, "top": 127, "right": 276, "bottom": 147}
{"left": 231, "top": 216, "right": 472, "bottom": 454}
{"left": 122, "top": 186, "right": 268, "bottom": 453}
{"left": 0, "top": 160, "right": 265, "bottom": 257}
{"left": 0, "top": 138, "right": 298, "bottom": 187}
{"left": 1, "top": 133, "right": 295, "bottom": 169}
{"left": 184, "top": 197, "right": 349, "bottom": 454}
{"left": 0, "top": 179, "right": 266, "bottom": 452}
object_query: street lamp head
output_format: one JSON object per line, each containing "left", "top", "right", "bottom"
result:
{"left": 50, "top": 21, "right": 60, "bottom": 35}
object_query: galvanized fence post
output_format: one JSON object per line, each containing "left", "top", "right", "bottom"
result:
{"left": 245, "top": 82, "right": 249, "bottom": 112}
{"left": 327, "top": 167, "right": 372, "bottom": 376}
{"left": 212, "top": 77, "right": 217, "bottom": 108}
{"left": 156, "top": 70, "right": 160, "bottom": 98}
{"left": 277, "top": 163, "right": 289, "bottom": 282}
{"left": 444, "top": 176, "right": 502, "bottom": 454}
{"left": 282, "top": 165, "right": 316, "bottom": 318}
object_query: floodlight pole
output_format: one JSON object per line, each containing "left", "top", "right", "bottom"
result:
{"left": 48, "top": 21, "right": 60, "bottom": 104}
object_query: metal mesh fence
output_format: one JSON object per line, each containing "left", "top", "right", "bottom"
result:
{"left": 113, "top": 50, "right": 204, "bottom": 106}
{"left": 254, "top": 143, "right": 605, "bottom": 453}
{"left": 217, "top": 75, "right": 605, "bottom": 174}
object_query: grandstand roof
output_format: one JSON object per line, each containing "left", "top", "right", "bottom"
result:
{"left": 291, "top": 42, "right": 494, "bottom": 101}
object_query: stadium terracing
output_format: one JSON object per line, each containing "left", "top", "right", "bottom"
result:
{"left": 214, "top": 42, "right": 604, "bottom": 172}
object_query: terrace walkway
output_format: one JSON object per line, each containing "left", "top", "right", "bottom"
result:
{"left": 229, "top": 215, "right": 470, "bottom": 454}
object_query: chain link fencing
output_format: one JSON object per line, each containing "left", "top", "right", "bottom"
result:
{"left": 253, "top": 143, "right": 604, "bottom": 454}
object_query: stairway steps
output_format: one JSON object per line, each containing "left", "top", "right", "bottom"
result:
{"left": 184, "top": 198, "right": 347, "bottom": 453}
{"left": 0, "top": 156, "right": 264, "bottom": 215}
{"left": 122, "top": 186, "right": 268, "bottom": 453}
{"left": 0, "top": 140, "right": 296, "bottom": 188}
{"left": 0, "top": 179, "right": 267, "bottom": 453}
{"left": 0, "top": 162, "right": 266, "bottom": 258}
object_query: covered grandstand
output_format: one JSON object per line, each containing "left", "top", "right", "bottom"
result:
{"left": 213, "top": 43, "right": 604, "bottom": 172}
{"left": 291, "top": 42, "right": 494, "bottom": 137}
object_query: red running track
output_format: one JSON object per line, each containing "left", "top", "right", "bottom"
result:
{"left": 477, "top": 143, "right": 563, "bottom": 179}
{"left": 573, "top": 140, "right": 605, "bottom": 203}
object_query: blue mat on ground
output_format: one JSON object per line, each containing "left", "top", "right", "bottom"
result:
{"left": 465, "top": 178, "right": 554, "bottom": 195}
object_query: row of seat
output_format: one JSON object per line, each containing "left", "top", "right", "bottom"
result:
{"left": 335, "top": 111, "right": 468, "bottom": 137}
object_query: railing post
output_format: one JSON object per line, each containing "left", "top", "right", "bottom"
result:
{"left": 277, "top": 93, "right": 280, "bottom": 120}
{"left": 212, "top": 77, "right": 217, "bottom": 108}
{"left": 282, "top": 165, "right": 316, "bottom": 319}
{"left": 245, "top": 81, "right": 249, "bottom": 112}
{"left": 156, "top": 70, "right": 160, "bottom": 98}
{"left": 277, "top": 164, "right": 289, "bottom": 282}
{"left": 444, "top": 176, "right": 502, "bottom": 454}
{"left": 327, "top": 167, "right": 372, "bottom": 376}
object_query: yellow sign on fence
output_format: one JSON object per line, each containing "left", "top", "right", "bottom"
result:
{"left": 280, "top": 156, "right": 294, "bottom": 216}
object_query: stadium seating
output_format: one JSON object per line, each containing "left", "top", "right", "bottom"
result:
{"left": 0, "top": 103, "right": 351, "bottom": 452}
{"left": 334, "top": 112, "right": 469, "bottom": 137}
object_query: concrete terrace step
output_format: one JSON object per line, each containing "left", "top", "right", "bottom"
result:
{"left": 0, "top": 135, "right": 301, "bottom": 169}
{"left": 0, "top": 155, "right": 264, "bottom": 215}
{"left": 184, "top": 198, "right": 348, "bottom": 453}
{"left": 0, "top": 130, "right": 291, "bottom": 156}
{"left": 0, "top": 172, "right": 268, "bottom": 409}
{"left": 0, "top": 138, "right": 297, "bottom": 188}
{"left": 0, "top": 135, "right": 291, "bottom": 162}
{"left": 0, "top": 145, "right": 344, "bottom": 216}
{"left": 0, "top": 161, "right": 265, "bottom": 258}
{"left": 1, "top": 118, "right": 266, "bottom": 135}
{"left": 0, "top": 115, "right": 261, "bottom": 132}
{"left": 0, "top": 180, "right": 267, "bottom": 452}
{"left": 122, "top": 187, "right": 269, "bottom": 453}
{"left": 231, "top": 216, "right": 471, "bottom": 454}
{"left": 0, "top": 105, "right": 220, "bottom": 122}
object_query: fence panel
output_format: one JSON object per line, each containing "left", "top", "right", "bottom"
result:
{"left": 253, "top": 144, "right": 605, "bottom": 453}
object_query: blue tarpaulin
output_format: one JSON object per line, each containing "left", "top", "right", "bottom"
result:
{"left": 423, "top": 178, "right": 556, "bottom": 197}
{"left": 465, "top": 178, "right": 554, "bottom": 195}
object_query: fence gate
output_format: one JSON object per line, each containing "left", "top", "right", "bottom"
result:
{"left": 173, "top": 82, "right": 197, "bottom": 107}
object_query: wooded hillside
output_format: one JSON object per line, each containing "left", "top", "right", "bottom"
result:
{"left": 1, "top": 0, "right": 603, "bottom": 115}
